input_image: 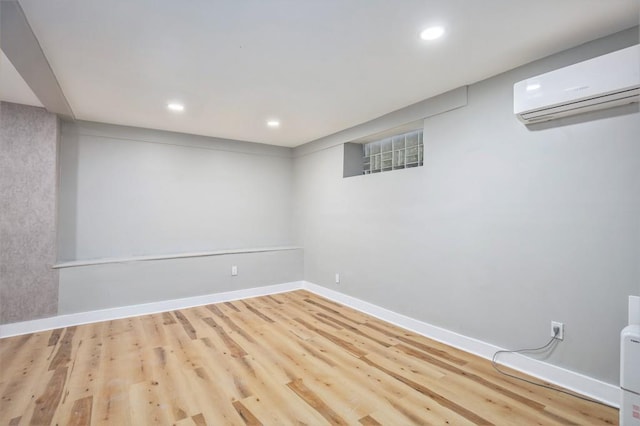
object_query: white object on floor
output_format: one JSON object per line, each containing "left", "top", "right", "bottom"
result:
{"left": 620, "top": 294, "right": 640, "bottom": 425}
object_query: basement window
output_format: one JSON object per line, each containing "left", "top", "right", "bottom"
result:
{"left": 363, "top": 129, "right": 423, "bottom": 174}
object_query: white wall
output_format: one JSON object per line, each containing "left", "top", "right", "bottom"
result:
{"left": 56, "top": 121, "right": 301, "bottom": 315}
{"left": 292, "top": 27, "right": 640, "bottom": 385}
{"left": 58, "top": 121, "right": 294, "bottom": 261}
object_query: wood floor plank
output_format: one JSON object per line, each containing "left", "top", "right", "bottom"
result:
{"left": 241, "top": 300, "right": 275, "bottom": 323}
{"left": 228, "top": 349, "right": 332, "bottom": 424}
{"left": 251, "top": 327, "right": 384, "bottom": 419}
{"left": 221, "top": 302, "right": 382, "bottom": 423}
{"left": 66, "top": 395, "right": 93, "bottom": 426}
{"left": 224, "top": 301, "right": 242, "bottom": 312}
{"left": 294, "top": 317, "right": 368, "bottom": 358}
{"left": 364, "top": 321, "right": 469, "bottom": 366}
{"left": 202, "top": 317, "right": 248, "bottom": 358}
{"left": 173, "top": 310, "right": 198, "bottom": 340}
{"left": 29, "top": 366, "right": 68, "bottom": 425}
{"left": 236, "top": 298, "right": 483, "bottom": 424}
{"left": 48, "top": 327, "right": 77, "bottom": 371}
{"left": 464, "top": 356, "right": 614, "bottom": 424}
{"left": 50, "top": 333, "right": 103, "bottom": 424}
{"left": 47, "top": 329, "right": 63, "bottom": 347}
{"left": 0, "top": 333, "right": 33, "bottom": 360}
{"left": 238, "top": 393, "right": 330, "bottom": 426}
{"left": 139, "top": 313, "right": 170, "bottom": 348}
{"left": 128, "top": 380, "right": 174, "bottom": 425}
{"left": 394, "top": 343, "right": 547, "bottom": 411}
{"left": 382, "top": 390, "right": 476, "bottom": 425}
{"left": 144, "top": 345, "right": 201, "bottom": 421}
{"left": 191, "top": 413, "right": 207, "bottom": 426}
{"left": 287, "top": 378, "right": 349, "bottom": 425}
{"left": 360, "top": 354, "right": 494, "bottom": 425}
{"left": 161, "top": 312, "right": 176, "bottom": 325}
{"left": 207, "top": 304, "right": 257, "bottom": 344}
{"left": 358, "top": 414, "right": 382, "bottom": 425}
{"left": 0, "top": 290, "right": 618, "bottom": 425}
{"left": 180, "top": 363, "right": 246, "bottom": 424}
{"left": 232, "top": 400, "right": 263, "bottom": 426}
{"left": 193, "top": 339, "right": 253, "bottom": 401}
{"left": 0, "top": 332, "right": 53, "bottom": 421}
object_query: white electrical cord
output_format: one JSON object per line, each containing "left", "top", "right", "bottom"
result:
{"left": 491, "top": 329, "right": 611, "bottom": 407}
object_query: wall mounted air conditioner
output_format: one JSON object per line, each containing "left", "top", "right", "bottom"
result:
{"left": 514, "top": 44, "right": 639, "bottom": 124}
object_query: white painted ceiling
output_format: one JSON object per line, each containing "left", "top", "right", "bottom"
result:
{"left": 0, "top": 50, "right": 43, "bottom": 108}
{"left": 6, "top": 0, "right": 640, "bottom": 147}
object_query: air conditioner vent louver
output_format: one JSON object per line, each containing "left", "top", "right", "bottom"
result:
{"left": 514, "top": 45, "right": 639, "bottom": 124}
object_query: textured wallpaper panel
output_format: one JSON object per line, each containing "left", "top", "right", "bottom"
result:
{"left": 0, "top": 102, "right": 59, "bottom": 324}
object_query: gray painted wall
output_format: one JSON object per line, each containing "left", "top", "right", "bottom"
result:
{"left": 0, "top": 102, "right": 59, "bottom": 323}
{"left": 55, "top": 120, "right": 301, "bottom": 316}
{"left": 292, "top": 28, "right": 640, "bottom": 385}
{"left": 58, "top": 249, "right": 303, "bottom": 314}
{"left": 58, "top": 121, "right": 295, "bottom": 261}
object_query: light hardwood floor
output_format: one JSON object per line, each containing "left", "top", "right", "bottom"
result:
{"left": 0, "top": 290, "right": 617, "bottom": 425}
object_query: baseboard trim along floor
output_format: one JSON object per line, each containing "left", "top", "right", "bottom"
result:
{"left": 0, "top": 281, "right": 303, "bottom": 338}
{"left": 301, "top": 282, "right": 620, "bottom": 408}
{"left": 0, "top": 279, "right": 619, "bottom": 407}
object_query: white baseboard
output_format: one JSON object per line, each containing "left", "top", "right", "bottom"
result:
{"left": 0, "top": 281, "right": 303, "bottom": 338}
{"left": 0, "top": 279, "right": 619, "bottom": 407}
{"left": 301, "top": 281, "right": 620, "bottom": 408}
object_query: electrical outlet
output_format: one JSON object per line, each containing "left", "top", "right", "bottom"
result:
{"left": 551, "top": 321, "right": 564, "bottom": 340}
{"left": 231, "top": 265, "right": 238, "bottom": 276}
{"left": 335, "top": 273, "right": 340, "bottom": 284}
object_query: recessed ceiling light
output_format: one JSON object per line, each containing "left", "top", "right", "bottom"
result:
{"left": 266, "top": 120, "right": 280, "bottom": 128}
{"left": 167, "top": 102, "right": 184, "bottom": 112}
{"left": 420, "top": 26, "right": 445, "bottom": 41}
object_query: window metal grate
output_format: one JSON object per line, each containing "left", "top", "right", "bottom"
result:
{"left": 363, "top": 129, "right": 423, "bottom": 174}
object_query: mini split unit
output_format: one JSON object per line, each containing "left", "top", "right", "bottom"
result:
{"left": 514, "top": 44, "right": 640, "bottom": 123}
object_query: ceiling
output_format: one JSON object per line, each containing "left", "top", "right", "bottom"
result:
{"left": 3, "top": 0, "right": 639, "bottom": 147}
{"left": 0, "top": 50, "right": 43, "bottom": 108}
